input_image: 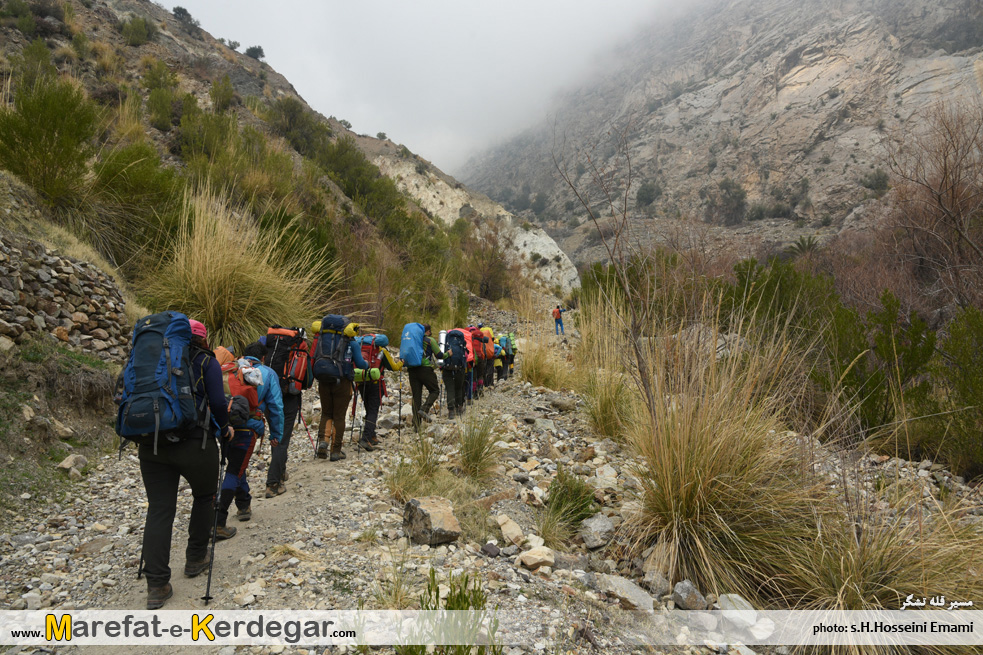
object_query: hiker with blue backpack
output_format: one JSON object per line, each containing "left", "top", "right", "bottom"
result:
{"left": 443, "top": 328, "right": 469, "bottom": 418}
{"left": 116, "top": 315, "right": 232, "bottom": 610}
{"left": 311, "top": 315, "right": 369, "bottom": 461}
{"left": 400, "top": 323, "right": 447, "bottom": 430}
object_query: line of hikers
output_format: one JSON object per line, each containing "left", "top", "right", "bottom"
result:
{"left": 113, "top": 311, "right": 519, "bottom": 609}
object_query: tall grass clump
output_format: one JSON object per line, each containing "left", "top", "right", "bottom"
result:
{"left": 457, "top": 413, "right": 502, "bottom": 482}
{"left": 575, "top": 295, "right": 639, "bottom": 439}
{"left": 520, "top": 328, "right": 574, "bottom": 391}
{"left": 775, "top": 492, "right": 983, "bottom": 618}
{"left": 624, "top": 301, "right": 829, "bottom": 602}
{"left": 141, "top": 190, "right": 337, "bottom": 348}
{"left": 535, "top": 465, "right": 597, "bottom": 548}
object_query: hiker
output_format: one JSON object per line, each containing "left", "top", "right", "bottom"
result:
{"left": 508, "top": 332, "right": 518, "bottom": 376}
{"left": 127, "top": 317, "right": 231, "bottom": 610}
{"left": 213, "top": 344, "right": 281, "bottom": 537}
{"left": 469, "top": 326, "right": 488, "bottom": 398}
{"left": 498, "top": 333, "right": 512, "bottom": 381}
{"left": 312, "top": 316, "right": 369, "bottom": 461}
{"left": 400, "top": 323, "right": 446, "bottom": 429}
{"left": 262, "top": 326, "right": 312, "bottom": 497}
{"left": 354, "top": 332, "right": 402, "bottom": 449}
{"left": 493, "top": 340, "right": 504, "bottom": 383}
{"left": 479, "top": 324, "right": 495, "bottom": 389}
{"left": 442, "top": 328, "right": 469, "bottom": 418}
{"left": 553, "top": 305, "right": 567, "bottom": 335}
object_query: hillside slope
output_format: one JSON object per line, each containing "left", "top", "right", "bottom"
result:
{"left": 461, "top": 0, "right": 983, "bottom": 264}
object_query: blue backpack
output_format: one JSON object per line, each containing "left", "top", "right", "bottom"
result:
{"left": 444, "top": 329, "right": 468, "bottom": 370}
{"left": 313, "top": 314, "right": 354, "bottom": 382}
{"left": 399, "top": 323, "right": 426, "bottom": 367}
{"left": 115, "top": 311, "right": 206, "bottom": 453}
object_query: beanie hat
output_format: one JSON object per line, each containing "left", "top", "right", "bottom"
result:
{"left": 189, "top": 319, "right": 207, "bottom": 339}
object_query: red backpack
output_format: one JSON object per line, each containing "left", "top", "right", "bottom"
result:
{"left": 266, "top": 326, "right": 312, "bottom": 396}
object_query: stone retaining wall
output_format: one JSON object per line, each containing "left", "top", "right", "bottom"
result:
{"left": 0, "top": 233, "right": 127, "bottom": 360}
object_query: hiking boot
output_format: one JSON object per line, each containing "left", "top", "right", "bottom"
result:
{"left": 146, "top": 582, "right": 173, "bottom": 610}
{"left": 417, "top": 411, "right": 433, "bottom": 423}
{"left": 264, "top": 482, "right": 286, "bottom": 498}
{"left": 329, "top": 449, "right": 346, "bottom": 461}
{"left": 215, "top": 526, "right": 237, "bottom": 541}
{"left": 358, "top": 437, "right": 378, "bottom": 452}
{"left": 316, "top": 441, "right": 329, "bottom": 459}
{"left": 367, "top": 435, "right": 380, "bottom": 446}
{"left": 184, "top": 557, "right": 209, "bottom": 578}
{"left": 236, "top": 506, "right": 252, "bottom": 521}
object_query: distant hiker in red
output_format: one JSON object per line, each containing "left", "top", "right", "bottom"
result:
{"left": 553, "top": 305, "right": 567, "bottom": 335}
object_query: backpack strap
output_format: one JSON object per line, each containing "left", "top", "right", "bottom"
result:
{"left": 189, "top": 346, "right": 215, "bottom": 449}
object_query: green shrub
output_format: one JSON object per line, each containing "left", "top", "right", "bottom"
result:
{"left": 924, "top": 306, "right": 983, "bottom": 477}
{"left": 636, "top": 179, "right": 662, "bottom": 206}
{"left": 0, "top": 72, "right": 97, "bottom": 207}
{"left": 209, "top": 74, "right": 234, "bottom": 112}
{"left": 16, "top": 11, "right": 35, "bottom": 35}
{"left": 860, "top": 168, "right": 889, "bottom": 196}
{"left": 14, "top": 38, "right": 56, "bottom": 89}
{"left": 0, "top": 0, "right": 31, "bottom": 18}
{"left": 545, "top": 465, "right": 596, "bottom": 525}
{"left": 93, "top": 142, "right": 180, "bottom": 212}
{"left": 397, "top": 569, "right": 502, "bottom": 655}
{"left": 244, "top": 45, "right": 264, "bottom": 60}
{"left": 120, "top": 15, "right": 157, "bottom": 46}
{"left": 147, "top": 87, "right": 175, "bottom": 131}
{"left": 457, "top": 413, "right": 501, "bottom": 482}
{"left": 141, "top": 60, "right": 177, "bottom": 92}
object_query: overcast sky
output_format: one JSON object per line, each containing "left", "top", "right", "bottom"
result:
{"left": 170, "top": 1, "right": 668, "bottom": 174}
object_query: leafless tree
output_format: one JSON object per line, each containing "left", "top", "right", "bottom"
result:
{"left": 888, "top": 101, "right": 983, "bottom": 311}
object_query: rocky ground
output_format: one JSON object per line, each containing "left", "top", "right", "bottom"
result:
{"left": 3, "top": 300, "right": 982, "bottom": 655}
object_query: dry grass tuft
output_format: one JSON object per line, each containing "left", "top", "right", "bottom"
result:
{"left": 141, "top": 189, "right": 338, "bottom": 349}
{"left": 457, "top": 412, "right": 502, "bottom": 482}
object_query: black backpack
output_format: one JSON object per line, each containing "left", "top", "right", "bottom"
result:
{"left": 444, "top": 329, "right": 468, "bottom": 370}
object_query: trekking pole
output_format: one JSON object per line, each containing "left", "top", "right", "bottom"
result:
{"left": 397, "top": 368, "right": 402, "bottom": 447}
{"left": 299, "top": 407, "right": 316, "bottom": 459}
{"left": 202, "top": 441, "right": 227, "bottom": 605}
{"left": 350, "top": 383, "right": 361, "bottom": 457}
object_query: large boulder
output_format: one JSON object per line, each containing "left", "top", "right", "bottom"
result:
{"left": 517, "top": 546, "right": 555, "bottom": 570}
{"left": 403, "top": 497, "right": 462, "bottom": 545}
{"left": 672, "top": 579, "right": 707, "bottom": 610}
{"left": 594, "top": 573, "right": 654, "bottom": 610}
{"left": 579, "top": 514, "right": 615, "bottom": 549}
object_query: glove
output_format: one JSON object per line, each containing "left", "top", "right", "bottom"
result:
{"left": 369, "top": 368, "right": 381, "bottom": 381}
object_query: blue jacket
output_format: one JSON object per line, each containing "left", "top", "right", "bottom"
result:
{"left": 243, "top": 357, "right": 284, "bottom": 442}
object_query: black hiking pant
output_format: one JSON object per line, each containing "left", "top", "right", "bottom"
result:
{"left": 266, "top": 392, "right": 301, "bottom": 487}
{"left": 442, "top": 368, "right": 466, "bottom": 417}
{"left": 357, "top": 380, "right": 384, "bottom": 439}
{"left": 409, "top": 366, "right": 439, "bottom": 429}
{"left": 474, "top": 359, "right": 486, "bottom": 396}
{"left": 139, "top": 436, "right": 219, "bottom": 588}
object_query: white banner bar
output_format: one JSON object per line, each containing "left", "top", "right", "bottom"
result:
{"left": 1, "top": 609, "right": 980, "bottom": 646}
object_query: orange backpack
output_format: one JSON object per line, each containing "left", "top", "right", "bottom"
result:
{"left": 552, "top": 308, "right": 562, "bottom": 320}
{"left": 221, "top": 361, "right": 262, "bottom": 424}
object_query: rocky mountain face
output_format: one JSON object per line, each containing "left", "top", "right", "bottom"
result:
{"left": 361, "top": 139, "right": 580, "bottom": 295}
{"left": 461, "top": 0, "right": 983, "bottom": 265}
